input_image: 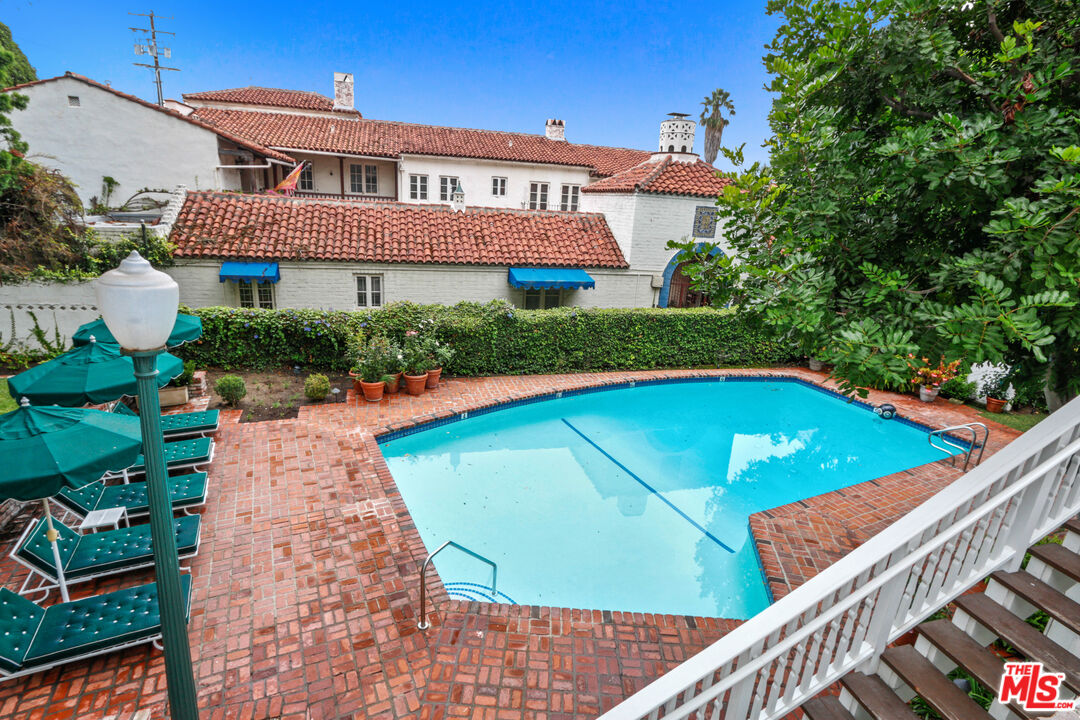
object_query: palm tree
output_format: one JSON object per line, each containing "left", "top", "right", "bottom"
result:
{"left": 700, "top": 89, "right": 735, "bottom": 165}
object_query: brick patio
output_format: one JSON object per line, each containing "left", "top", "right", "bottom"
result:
{"left": 0, "top": 368, "right": 1020, "bottom": 720}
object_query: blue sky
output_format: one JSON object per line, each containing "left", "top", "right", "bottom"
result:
{"left": 5, "top": 0, "right": 780, "bottom": 168}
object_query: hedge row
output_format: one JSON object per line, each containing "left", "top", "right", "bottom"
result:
{"left": 176, "top": 301, "right": 798, "bottom": 375}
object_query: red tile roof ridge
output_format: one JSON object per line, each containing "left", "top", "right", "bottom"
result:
{"left": 582, "top": 155, "right": 731, "bottom": 197}
{"left": 2, "top": 73, "right": 296, "bottom": 164}
{"left": 184, "top": 86, "right": 332, "bottom": 101}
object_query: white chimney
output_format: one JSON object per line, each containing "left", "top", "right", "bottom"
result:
{"left": 451, "top": 181, "right": 465, "bottom": 212}
{"left": 545, "top": 118, "right": 565, "bottom": 141}
{"left": 653, "top": 112, "right": 698, "bottom": 161}
{"left": 333, "top": 72, "right": 354, "bottom": 111}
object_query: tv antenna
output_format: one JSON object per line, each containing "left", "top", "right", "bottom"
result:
{"left": 130, "top": 11, "right": 179, "bottom": 106}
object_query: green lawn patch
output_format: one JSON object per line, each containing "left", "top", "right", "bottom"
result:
{"left": 979, "top": 409, "right": 1046, "bottom": 433}
{"left": 0, "top": 379, "right": 15, "bottom": 415}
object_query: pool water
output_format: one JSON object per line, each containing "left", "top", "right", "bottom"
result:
{"left": 380, "top": 380, "right": 954, "bottom": 618}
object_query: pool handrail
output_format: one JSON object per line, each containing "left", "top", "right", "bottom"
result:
{"left": 928, "top": 422, "right": 988, "bottom": 470}
{"left": 417, "top": 539, "right": 498, "bottom": 630}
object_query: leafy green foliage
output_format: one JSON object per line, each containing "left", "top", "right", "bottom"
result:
{"left": 176, "top": 301, "right": 797, "bottom": 374}
{"left": 5, "top": 225, "right": 175, "bottom": 283}
{"left": 939, "top": 376, "right": 976, "bottom": 400}
{"left": 303, "top": 373, "right": 330, "bottom": 401}
{"left": 0, "top": 308, "right": 67, "bottom": 369}
{"left": 170, "top": 360, "right": 196, "bottom": 388}
{"left": 0, "top": 23, "right": 35, "bottom": 86}
{"left": 214, "top": 375, "right": 246, "bottom": 406}
{"left": 0, "top": 379, "right": 15, "bottom": 415}
{"left": 675, "top": 0, "right": 1080, "bottom": 401}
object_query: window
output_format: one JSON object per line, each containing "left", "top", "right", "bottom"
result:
{"left": 349, "top": 164, "right": 363, "bottom": 193}
{"left": 238, "top": 282, "right": 274, "bottom": 309}
{"left": 440, "top": 176, "right": 459, "bottom": 202}
{"left": 560, "top": 184, "right": 580, "bottom": 211}
{"left": 298, "top": 163, "right": 314, "bottom": 191}
{"left": 67, "top": 95, "right": 81, "bottom": 107}
{"left": 364, "top": 164, "right": 378, "bottom": 194}
{"left": 409, "top": 174, "right": 428, "bottom": 200}
{"left": 492, "top": 177, "right": 507, "bottom": 197}
{"left": 523, "top": 288, "right": 560, "bottom": 309}
{"left": 529, "top": 182, "right": 549, "bottom": 210}
{"left": 356, "top": 275, "right": 383, "bottom": 307}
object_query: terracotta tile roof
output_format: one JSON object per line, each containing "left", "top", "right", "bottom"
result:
{"left": 2, "top": 73, "right": 295, "bottom": 164}
{"left": 182, "top": 86, "right": 360, "bottom": 115}
{"left": 582, "top": 156, "right": 732, "bottom": 197}
{"left": 170, "top": 192, "right": 628, "bottom": 268}
{"left": 190, "top": 108, "right": 650, "bottom": 176}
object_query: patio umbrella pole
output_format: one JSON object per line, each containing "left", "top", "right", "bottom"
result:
{"left": 40, "top": 499, "right": 70, "bottom": 603}
{"left": 131, "top": 351, "right": 199, "bottom": 719}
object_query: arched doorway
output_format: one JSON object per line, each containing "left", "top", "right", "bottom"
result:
{"left": 666, "top": 261, "right": 709, "bottom": 308}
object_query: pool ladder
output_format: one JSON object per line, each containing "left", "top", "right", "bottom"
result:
{"left": 928, "top": 422, "right": 989, "bottom": 471}
{"left": 417, "top": 540, "right": 498, "bottom": 630}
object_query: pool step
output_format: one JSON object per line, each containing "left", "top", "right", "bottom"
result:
{"left": 443, "top": 581, "right": 516, "bottom": 604}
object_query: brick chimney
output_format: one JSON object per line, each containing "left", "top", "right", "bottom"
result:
{"left": 333, "top": 72, "right": 354, "bottom": 111}
{"left": 545, "top": 119, "right": 565, "bottom": 141}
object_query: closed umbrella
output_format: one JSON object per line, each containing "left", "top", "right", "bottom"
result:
{"left": 0, "top": 398, "right": 144, "bottom": 601}
{"left": 7, "top": 337, "right": 183, "bottom": 407}
{"left": 72, "top": 313, "right": 202, "bottom": 348}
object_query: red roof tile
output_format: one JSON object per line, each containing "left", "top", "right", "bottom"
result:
{"left": 582, "top": 156, "right": 732, "bottom": 197}
{"left": 2, "top": 73, "right": 295, "bottom": 164}
{"left": 170, "top": 192, "right": 628, "bottom": 268}
{"left": 182, "top": 86, "right": 360, "bottom": 115}
{"left": 190, "top": 108, "right": 650, "bottom": 176}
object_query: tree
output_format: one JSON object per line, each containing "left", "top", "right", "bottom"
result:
{"left": 673, "top": 0, "right": 1080, "bottom": 406}
{"left": 700, "top": 88, "right": 735, "bottom": 165}
{"left": 0, "top": 23, "right": 36, "bottom": 86}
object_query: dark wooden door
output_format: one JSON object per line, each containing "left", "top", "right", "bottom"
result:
{"left": 668, "top": 262, "right": 708, "bottom": 308}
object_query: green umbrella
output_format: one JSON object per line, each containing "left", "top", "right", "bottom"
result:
{"left": 0, "top": 398, "right": 144, "bottom": 601}
{"left": 72, "top": 313, "right": 203, "bottom": 348}
{"left": 7, "top": 337, "right": 184, "bottom": 407}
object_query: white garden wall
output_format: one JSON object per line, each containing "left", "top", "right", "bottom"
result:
{"left": 0, "top": 281, "right": 99, "bottom": 349}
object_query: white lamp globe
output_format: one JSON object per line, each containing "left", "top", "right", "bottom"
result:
{"left": 94, "top": 251, "right": 179, "bottom": 351}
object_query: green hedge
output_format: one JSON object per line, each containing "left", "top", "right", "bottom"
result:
{"left": 177, "top": 301, "right": 797, "bottom": 374}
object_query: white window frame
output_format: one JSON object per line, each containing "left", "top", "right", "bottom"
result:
{"left": 560, "top": 184, "right": 580, "bottom": 211}
{"left": 529, "top": 182, "right": 549, "bottom": 210}
{"left": 522, "top": 288, "right": 560, "bottom": 309}
{"left": 298, "top": 163, "right": 314, "bottom": 191}
{"left": 492, "top": 177, "right": 507, "bottom": 197}
{"left": 349, "top": 164, "right": 364, "bottom": 194}
{"left": 440, "top": 176, "right": 459, "bottom": 202}
{"left": 409, "top": 174, "right": 428, "bottom": 200}
{"left": 364, "top": 164, "right": 378, "bottom": 194}
{"left": 356, "top": 274, "right": 383, "bottom": 307}
{"left": 237, "top": 281, "right": 275, "bottom": 309}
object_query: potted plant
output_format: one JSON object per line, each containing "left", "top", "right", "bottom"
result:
{"left": 907, "top": 355, "right": 962, "bottom": 403}
{"left": 426, "top": 341, "right": 454, "bottom": 389}
{"left": 980, "top": 367, "right": 1011, "bottom": 413}
{"left": 159, "top": 360, "right": 195, "bottom": 408}
{"left": 402, "top": 332, "right": 429, "bottom": 396}
{"left": 384, "top": 341, "right": 404, "bottom": 394}
{"left": 353, "top": 336, "right": 393, "bottom": 403}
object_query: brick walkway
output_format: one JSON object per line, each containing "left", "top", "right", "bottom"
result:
{"left": 0, "top": 368, "right": 1020, "bottom": 720}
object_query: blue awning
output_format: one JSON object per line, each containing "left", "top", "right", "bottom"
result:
{"left": 219, "top": 262, "right": 280, "bottom": 283}
{"left": 507, "top": 268, "right": 595, "bottom": 290}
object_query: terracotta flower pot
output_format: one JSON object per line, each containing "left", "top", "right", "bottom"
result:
{"left": 359, "top": 380, "right": 385, "bottom": 403}
{"left": 349, "top": 371, "right": 363, "bottom": 393}
{"left": 919, "top": 385, "right": 940, "bottom": 403}
{"left": 403, "top": 373, "right": 428, "bottom": 396}
{"left": 426, "top": 367, "right": 443, "bottom": 389}
{"left": 384, "top": 372, "right": 402, "bottom": 394}
{"left": 986, "top": 396, "right": 1007, "bottom": 413}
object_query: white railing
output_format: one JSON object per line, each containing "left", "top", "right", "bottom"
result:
{"left": 599, "top": 395, "right": 1080, "bottom": 720}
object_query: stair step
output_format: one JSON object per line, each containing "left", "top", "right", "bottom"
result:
{"left": 953, "top": 593, "right": 1080, "bottom": 691}
{"left": 1064, "top": 518, "right": 1080, "bottom": 536}
{"left": 1029, "top": 542, "right": 1080, "bottom": 583}
{"left": 917, "top": 619, "right": 1041, "bottom": 720}
{"left": 881, "top": 645, "right": 992, "bottom": 720}
{"left": 802, "top": 696, "right": 855, "bottom": 720}
{"left": 840, "top": 672, "right": 920, "bottom": 719}
{"left": 991, "top": 570, "right": 1080, "bottom": 636}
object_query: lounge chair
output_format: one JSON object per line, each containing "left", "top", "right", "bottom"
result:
{"left": 0, "top": 574, "right": 191, "bottom": 680}
{"left": 111, "top": 402, "right": 220, "bottom": 440}
{"left": 104, "top": 437, "right": 215, "bottom": 482}
{"left": 11, "top": 514, "right": 201, "bottom": 599}
{"left": 52, "top": 473, "right": 208, "bottom": 519}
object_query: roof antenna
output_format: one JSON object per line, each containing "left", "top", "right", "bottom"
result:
{"left": 130, "top": 11, "right": 180, "bottom": 106}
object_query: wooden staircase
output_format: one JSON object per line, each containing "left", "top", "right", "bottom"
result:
{"left": 803, "top": 518, "right": 1080, "bottom": 720}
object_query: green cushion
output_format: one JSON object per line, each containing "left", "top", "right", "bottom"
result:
{"left": 23, "top": 574, "right": 192, "bottom": 668}
{"left": 98, "top": 473, "right": 208, "bottom": 514}
{"left": 53, "top": 481, "right": 107, "bottom": 515}
{"left": 16, "top": 516, "right": 201, "bottom": 581}
{"left": 0, "top": 589, "right": 44, "bottom": 673}
{"left": 160, "top": 410, "right": 219, "bottom": 436}
{"left": 127, "top": 438, "right": 212, "bottom": 474}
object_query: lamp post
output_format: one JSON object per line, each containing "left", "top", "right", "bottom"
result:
{"left": 95, "top": 251, "right": 199, "bottom": 720}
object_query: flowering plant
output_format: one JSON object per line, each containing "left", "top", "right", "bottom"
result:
{"left": 403, "top": 334, "right": 433, "bottom": 375}
{"left": 352, "top": 335, "right": 398, "bottom": 382}
{"left": 906, "top": 355, "right": 962, "bottom": 388}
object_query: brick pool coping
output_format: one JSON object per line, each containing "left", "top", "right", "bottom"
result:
{"left": 0, "top": 367, "right": 1021, "bottom": 720}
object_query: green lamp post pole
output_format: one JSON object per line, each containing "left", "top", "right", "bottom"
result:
{"left": 131, "top": 350, "right": 199, "bottom": 720}
{"left": 96, "top": 251, "right": 199, "bottom": 719}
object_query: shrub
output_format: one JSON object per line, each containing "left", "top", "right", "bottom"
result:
{"left": 214, "top": 374, "right": 246, "bottom": 405}
{"left": 171, "top": 360, "right": 196, "bottom": 387}
{"left": 304, "top": 373, "right": 331, "bottom": 401}
{"left": 177, "top": 301, "right": 798, "bottom": 375}
{"left": 939, "top": 377, "right": 976, "bottom": 401}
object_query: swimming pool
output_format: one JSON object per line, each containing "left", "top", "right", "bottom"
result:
{"left": 380, "top": 378, "right": 955, "bottom": 618}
